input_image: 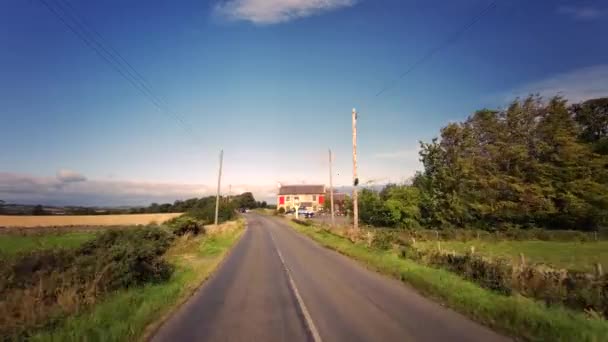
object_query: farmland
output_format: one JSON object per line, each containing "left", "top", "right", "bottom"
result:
{"left": 0, "top": 213, "right": 182, "bottom": 228}
{"left": 416, "top": 240, "right": 608, "bottom": 273}
{"left": 0, "top": 232, "right": 96, "bottom": 256}
{"left": 0, "top": 211, "right": 244, "bottom": 340}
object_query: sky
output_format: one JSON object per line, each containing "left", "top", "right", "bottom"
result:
{"left": 1, "top": 0, "right": 607, "bottom": 206}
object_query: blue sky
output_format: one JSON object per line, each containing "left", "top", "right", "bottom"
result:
{"left": 1, "top": 0, "right": 607, "bottom": 205}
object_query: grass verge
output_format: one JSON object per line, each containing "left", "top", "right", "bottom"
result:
{"left": 0, "top": 232, "right": 96, "bottom": 256}
{"left": 30, "top": 220, "right": 245, "bottom": 342}
{"left": 289, "top": 221, "right": 608, "bottom": 342}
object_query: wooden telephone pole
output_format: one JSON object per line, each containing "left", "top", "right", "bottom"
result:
{"left": 329, "top": 148, "right": 335, "bottom": 226}
{"left": 352, "top": 108, "right": 359, "bottom": 230}
{"left": 214, "top": 149, "right": 223, "bottom": 226}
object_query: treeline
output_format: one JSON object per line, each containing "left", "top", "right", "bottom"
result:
{"left": 358, "top": 96, "right": 608, "bottom": 231}
{"left": 132, "top": 192, "right": 267, "bottom": 214}
{"left": 0, "top": 192, "right": 267, "bottom": 217}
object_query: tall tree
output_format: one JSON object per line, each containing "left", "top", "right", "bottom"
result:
{"left": 416, "top": 96, "right": 608, "bottom": 230}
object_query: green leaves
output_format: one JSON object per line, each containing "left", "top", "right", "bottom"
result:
{"left": 416, "top": 95, "right": 608, "bottom": 231}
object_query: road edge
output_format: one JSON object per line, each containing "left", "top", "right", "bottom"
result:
{"left": 141, "top": 220, "right": 248, "bottom": 342}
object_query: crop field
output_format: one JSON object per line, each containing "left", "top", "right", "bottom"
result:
{"left": 0, "top": 213, "right": 182, "bottom": 228}
{"left": 416, "top": 240, "right": 608, "bottom": 273}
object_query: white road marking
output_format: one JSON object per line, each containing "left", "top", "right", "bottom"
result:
{"left": 269, "top": 231, "right": 323, "bottom": 342}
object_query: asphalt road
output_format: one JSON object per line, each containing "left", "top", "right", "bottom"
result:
{"left": 151, "top": 213, "right": 510, "bottom": 342}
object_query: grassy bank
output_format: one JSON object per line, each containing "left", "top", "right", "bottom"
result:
{"left": 30, "top": 220, "right": 245, "bottom": 342}
{"left": 0, "top": 232, "right": 96, "bottom": 256}
{"left": 416, "top": 240, "right": 608, "bottom": 273}
{"left": 289, "top": 222, "right": 608, "bottom": 342}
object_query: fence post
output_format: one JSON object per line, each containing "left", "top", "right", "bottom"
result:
{"left": 437, "top": 241, "right": 442, "bottom": 252}
{"left": 411, "top": 237, "right": 416, "bottom": 247}
{"left": 596, "top": 263, "right": 603, "bottom": 278}
{"left": 470, "top": 245, "right": 475, "bottom": 255}
{"left": 476, "top": 231, "right": 480, "bottom": 240}
{"left": 519, "top": 253, "right": 526, "bottom": 267}
{"left": 435, "top": 230, "right": 439, "bottom": 241}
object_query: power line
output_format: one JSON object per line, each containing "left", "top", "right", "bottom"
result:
{"left": 57, "top": 0, "right": 167, "bottom": 110}
{"left": 375, "top": 1, "right": 498, "bottom": 97}
{"left": 37, "top": 0, "right": 200, "bottom": 140}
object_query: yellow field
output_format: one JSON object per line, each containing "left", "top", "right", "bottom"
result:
{"left": 0, "top": 213, "right": 182, "bottom": 228}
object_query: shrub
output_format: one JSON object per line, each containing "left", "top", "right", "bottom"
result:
{"left": 396, "top": 242, "right": 608, "bottom": 316}
{"left": 166, "top": 216, "right": 204, "bottom": 236}
{"left": 370, "top": 230, "right": 399, "bottom": 250}
{"left": 0, "top": 227, "right": 174, "bottom": 338}
{"left": 188, "top": 202, "right": 235, "bottom": 224}
{"left": 392, "top": 228, "right": 600, "bottom": 243}
{"left": 277, "top": 207, "right": 285, "bottom": 215}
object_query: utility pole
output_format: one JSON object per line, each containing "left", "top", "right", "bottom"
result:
{"left": 352, "top": 108, "right": 359, "bottom": 230}
{"left": 329, "top": 148, "right": 335, "bottom": 227}
{"left": 214, "top": 149, "right": 223, "bottom": 226}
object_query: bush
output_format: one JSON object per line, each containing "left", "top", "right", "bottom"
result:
{"left": 397, "top": 242, "right": 608, "bottom": 316}
{"left": 277, "top": 207, "right": 285, "bottom": 215}
{"left": 0, "top": 227, "right": 174, "bottom": 338}
{"left": 392, "top": 228, "right": 600, "bottom": 243}
{"left": 166, "top": 216, "right": 204, "bottom": 236}
{"left": 188, "top": 202, "right": 235, "bottom": 224}
{"left": 370, "top": 230, "right": 399, "bottom": 250}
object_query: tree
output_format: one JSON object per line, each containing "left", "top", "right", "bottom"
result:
{"left": 358, "top": 189, "right": 394, "bottom": 227}
{"left": 384, "top": 185, "right": 421, "bottom": 229}
{"left": 32, "top": 205, "right": 46, "bottom": 215}
{"left": 148, "top": 203, "right": 160, "bottom": 213}
{"left": 415, "top": 96, "right": 608, "bottom": 231}
{"left": 233, "top": 192, "right": 257, "bottom": 209}
{"left": 158, "top": 203, "right": 172, "bottom": 213}
{"left": 572, "top": 97, "right": 608, "bottom": 154}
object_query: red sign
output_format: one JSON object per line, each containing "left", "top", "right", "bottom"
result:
{"left": 279, "top": 196, "right": 285, "bottom": 205}
{"left": 318, "top": 195, "right": 324, "bottom": 204}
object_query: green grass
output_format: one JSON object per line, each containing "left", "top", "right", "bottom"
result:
{"left": 31, "top": 221, "right": 245, "bottom": 342}
{"left": 416, "top": 240, "right": 608, "bottom": 273}
{"left": 289, "top": 222, "right": 608, "bottom": 342}
{"left": 0, "top": 232, "right": 96, "bottom": 256}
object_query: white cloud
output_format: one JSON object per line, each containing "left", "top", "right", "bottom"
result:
{"left": 0, "top": 172, "right": 279, "bottom": 206}
{"left": 214, "top": 0, "right": 357, "bottom": 24}
{"left": 57, "top": 169, "right": 87, "bottom": 183}
{"left": 557, "top": 5, "right": 605, "bottom": 20}
{"left": 509, "top": 64, "right": 608, "bottom": 103}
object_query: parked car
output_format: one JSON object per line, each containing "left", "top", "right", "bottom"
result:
{"left": 297, "top": 207, "right": 314, "bottom": 218}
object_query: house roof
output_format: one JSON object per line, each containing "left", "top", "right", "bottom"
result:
{"left": 278, "top": 185, "right": 325, "bottom": 195}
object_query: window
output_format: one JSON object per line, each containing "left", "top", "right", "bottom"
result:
{"left": 312, "top": 195, "right": 317, "bottom": 201}
{"left": 294, "top": 196, "right": 299, "bottom": 201}
{"left": 286, "top": 196, "right": 290, "bottom": 201}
